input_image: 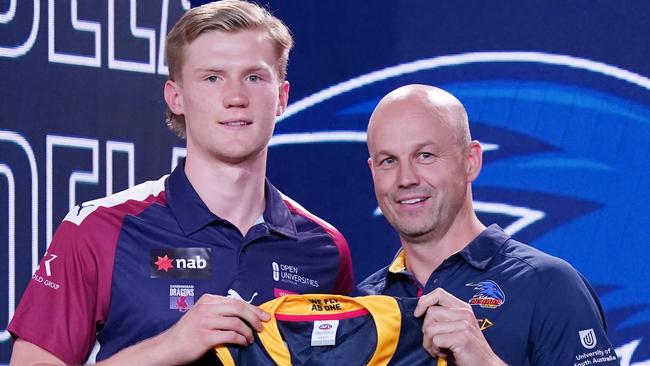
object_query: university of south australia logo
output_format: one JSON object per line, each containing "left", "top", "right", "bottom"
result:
{"left": 579, "top": 328, "right": 597, "bottom": 349}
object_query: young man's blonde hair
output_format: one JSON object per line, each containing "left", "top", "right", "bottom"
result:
{"left": 165, "top": 0, "right": 293, "bottom": 138}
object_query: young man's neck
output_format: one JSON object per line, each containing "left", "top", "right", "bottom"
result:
{"left": 402, "top": 203, "right": 486, "bottom": 287}
{"left": 184, "top": 150, "right": 267, "bottom": 236}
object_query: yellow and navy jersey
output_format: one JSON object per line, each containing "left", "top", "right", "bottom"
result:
{"left": 215, "top": 294, "right": 446, "bottom": 366}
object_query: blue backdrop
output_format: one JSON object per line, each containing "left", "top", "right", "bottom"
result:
{"left": 1, "top": 1, "right": 649, "bottom": 363}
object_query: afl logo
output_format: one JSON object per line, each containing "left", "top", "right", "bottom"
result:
{"left": 272, "top": 262, "right": 280, "bottom": 281}
{"left": 319, "top": 324, "right": 333, "bottom": 330}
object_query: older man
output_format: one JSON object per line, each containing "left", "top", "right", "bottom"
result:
{"left": 358, "top": 84, "right": 618, "bottom": 365}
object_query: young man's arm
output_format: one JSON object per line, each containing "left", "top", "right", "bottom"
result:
{"left": 11, "top": 294, "right": 270, "bottom": 366}
{"left": 10, "top": 339, "right": 66, "bottom": 366}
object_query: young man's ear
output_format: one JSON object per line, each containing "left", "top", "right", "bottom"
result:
{"left": 466, "top": 140, "right": 483, "bottom": 182}
{"left": 164, "top": 80, "right": 184, "bottom": 116}
{"left": 276, "top": 81, "right": 290, "bottom": 117}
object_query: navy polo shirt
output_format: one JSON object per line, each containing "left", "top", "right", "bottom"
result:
{"left": 357, "top": 225, "right": 619, "bottom": 365}
{"left": 9, "top": 162, "right": 353, "bottom": 364}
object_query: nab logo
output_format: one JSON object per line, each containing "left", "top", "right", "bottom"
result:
{"left": 174, "top": 256, "right": 207, "bottom": 269}
{"left": 154, "top": 255, "right": 207, "bottom": 271}
{"left": 150, "top": 248, "right": 211, "bottom": 279}
{"left": 154, "top": 255, "right": 174, "bottom": 272}
{"left": 579, "top": 329, "right": 597, "bottom": 349}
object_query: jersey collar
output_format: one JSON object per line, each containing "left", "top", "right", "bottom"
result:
{"left": 231, "top": 295, "right": 404, "bottom": 365}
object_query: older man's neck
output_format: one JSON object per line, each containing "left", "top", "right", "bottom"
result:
{"left": 402, "top": 212, "right": 485, "bottom": 288}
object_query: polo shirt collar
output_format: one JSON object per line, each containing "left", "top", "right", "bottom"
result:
{"left": 166, "top": 160, "right": 298, "bottom": 239}
{"left": 386, "top": 224, "right": 509, "bottom": 274}
{"left": 263, "top": 181, "right": 298, "bottom": 239}
{"left": 457, "top": 224, "right": 509, "bottom": 269}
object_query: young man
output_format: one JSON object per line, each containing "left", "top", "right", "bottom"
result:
{"left": 9, "top": 1, "right": 353, "bottom": 364}
{"left": 357, "top": 84, "right": 618, "bottom": 365}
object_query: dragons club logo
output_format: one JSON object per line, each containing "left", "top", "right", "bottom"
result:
{"left": 267, "top": 52, "right": 650, "bottom": 362}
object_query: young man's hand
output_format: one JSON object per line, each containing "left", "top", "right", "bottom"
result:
{"left": 150, "top": 294, "right": 270, "bottom": 364}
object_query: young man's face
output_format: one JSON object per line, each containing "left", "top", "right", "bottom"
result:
{"left": 367, "top": 99, "right": 470, "bottom": 243}
{"left": 166, "top": 29, "right": 289, "bottom": 165}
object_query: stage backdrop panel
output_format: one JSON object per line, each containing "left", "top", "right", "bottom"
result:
{"left": 1, "top": 1, "right": 649, "bottom": 363}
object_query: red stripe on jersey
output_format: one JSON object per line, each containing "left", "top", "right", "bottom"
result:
{"left": 275, "top": 308, "right": 369, "bottom": 322}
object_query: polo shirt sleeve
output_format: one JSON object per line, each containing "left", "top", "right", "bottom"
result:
{"left": 9, "top": 215, "right": 112, "bottom": 364}
{"left": 529, "top": 258, "right": 619, "bottom": 365}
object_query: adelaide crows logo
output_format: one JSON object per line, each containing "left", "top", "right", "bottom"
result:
{"left": 267, "top": 52, "right": 650, "bottom": 363}
{"left": 467, "top": 280, "right": 505, "bottom": 309}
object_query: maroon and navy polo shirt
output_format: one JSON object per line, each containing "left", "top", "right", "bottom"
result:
{"left": 356, "top": 225, "right": 619, "bottom": 365}
{"left": 9, "top": 162, "right": 353, "bottom": 364}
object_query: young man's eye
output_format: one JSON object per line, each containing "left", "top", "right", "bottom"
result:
{"left": 206, "top": 75, "right": 218, "bottom": 82}
{"left": 247, "top": 75, "right": 260, "bottom": 82}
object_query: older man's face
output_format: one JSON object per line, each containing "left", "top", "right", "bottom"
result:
{"left": 367, "top": 98, "right": 470, "bottom": 242}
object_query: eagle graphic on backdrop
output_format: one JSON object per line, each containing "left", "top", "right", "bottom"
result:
{"left": 267, "top": 52, "right": 650, "bottom": 364}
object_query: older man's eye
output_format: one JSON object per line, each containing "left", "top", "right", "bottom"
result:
{"left": 380, "top": 157, "right": 395, "bottom": 165}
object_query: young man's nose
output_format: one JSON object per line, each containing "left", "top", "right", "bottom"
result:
{"left": 223, "top": 82, "right": 249, "bottom": 108}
